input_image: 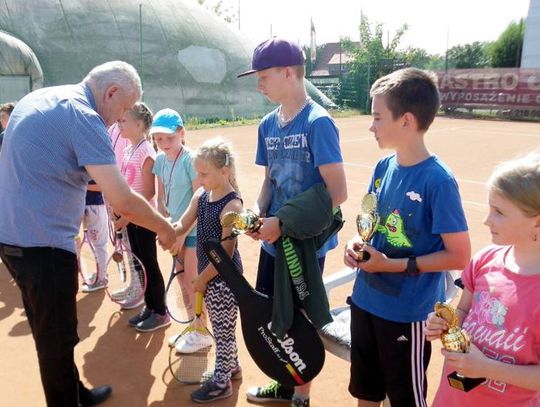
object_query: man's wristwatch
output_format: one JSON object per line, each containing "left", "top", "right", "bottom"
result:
{"left": 406, "top": 255, "right": 419, "bottom": 275}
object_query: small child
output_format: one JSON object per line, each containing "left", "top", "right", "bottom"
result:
{"left": 80, "top": 180, "right": 109, "bottom": 292}
{"left": 173, "top": 137, "right": 242, "bottom": 403}
{"left": 425, "top": 152, "right": 540, "bottom": 406}
{"left": 116, "top": 102, "right": 170, "bottom": 332}
{"left": 344, "top": 67, "right": 471, "bottom": 407}
{"left": 150, "top": 108, "right": 208, "bottom": 351}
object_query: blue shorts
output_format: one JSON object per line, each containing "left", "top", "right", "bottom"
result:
{"left": 185, "top": 236, "right": 197, "bottom": 248}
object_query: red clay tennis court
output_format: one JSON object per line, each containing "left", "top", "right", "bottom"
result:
{"left": 0, "top": 115, "right": 538, "bottom": 406}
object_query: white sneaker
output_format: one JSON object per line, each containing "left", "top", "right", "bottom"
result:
{"left": 120, "top": 296, "right": 145, "bottom": 310}
{"left": 175, "top": 331, "right": 213, "bottom": 354}
{"left": 110, "top": 286, "right": 129, "bottom": 301}
{"left": 82, "top": 279, "right": 107, "bottom": 293}
{"left": 168, "top": 332, "right": 183, "bottom": 348}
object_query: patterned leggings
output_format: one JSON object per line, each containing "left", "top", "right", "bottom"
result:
{"left": 204, "top": 276, "right": 240, "bottom": 384}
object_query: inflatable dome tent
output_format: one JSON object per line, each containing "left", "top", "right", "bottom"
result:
{"left": 0, "top": 0, "right": 334, "bottom": 118}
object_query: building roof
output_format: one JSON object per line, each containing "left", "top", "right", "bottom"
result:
{"left": 311, "top": 41, "right": 359, "bottom": 77}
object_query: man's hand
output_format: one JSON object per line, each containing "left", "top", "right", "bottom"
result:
{"left": 113, "top": 216, "right": 129, "bottom": 231}
{"left": 157, "top": 223, "right": 176, "bottom": 252}
{"left": 168, "top": 235, "right": 185, "bottom": 257}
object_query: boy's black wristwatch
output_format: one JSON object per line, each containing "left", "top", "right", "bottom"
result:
{"left": 406, "top": 256, "right": 419, "bottom": 275}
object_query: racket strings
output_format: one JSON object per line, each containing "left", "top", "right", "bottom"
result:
{"left": 165, "top": 258, "right": 195, "bottom": 324}
{"left": 78, "top": 230, "right": 100, "bottom": 286}
{"left": 168, "top": 292, "right": 216, "bottom": 384}
{"left": 106, "top": 245, "right": 146, "bottom": 305}
{"left": 168, "top": 324, "right": 216, "bottom": 384}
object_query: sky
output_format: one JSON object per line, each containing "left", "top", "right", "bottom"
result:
{"left": 218, "top": 0, "right": 532, "bottom": 55}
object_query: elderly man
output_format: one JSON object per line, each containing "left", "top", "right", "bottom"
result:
{"left": 0, "top": 61, "right": 175, "bottom": 407}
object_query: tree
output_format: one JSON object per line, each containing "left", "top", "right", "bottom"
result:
{"left": 488, "top": 19, "right": 525, "bottom": 67}
{"left": 340, "top": 13, "right": 409, "bottom": 110}
{"left": 302, "top": 44, "right": 325, "bottom": 76}
{"left": 197, "top": 0, "right": 238, "bottom": 25}
{"left": 446, "top": 41, "right": 490, "bottom": 69}
{"left": 399, "top": 47, "right": 432, "bottom": 69}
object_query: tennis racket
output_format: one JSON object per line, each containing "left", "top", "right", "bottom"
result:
{"left": 168, "top": 292, "right": 216, "bottom": 384}
{"left": 77, "top": 219, "right": 100, "bottom": 286}
{"left": 203, "top": 240, "right": 325, "bottom": 387}
{"left": 165, "top": 256, "right": 194, "bottom": 324}
{"left": 105, "top": 229, "right": 147, "bottom": 306}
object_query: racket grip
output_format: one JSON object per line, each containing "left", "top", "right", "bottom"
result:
{"left": 195, "top": 292, "right": 203, "bottom": 317}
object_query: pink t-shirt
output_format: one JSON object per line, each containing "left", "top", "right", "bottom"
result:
{"left": 108, "top": 123, "right": 130, "bottom": 167}
{"left": 120, "top": 139, "right": 156, "bottom": 208}
{"left": 433, "top": 245, "right": 540, "bottom": 407}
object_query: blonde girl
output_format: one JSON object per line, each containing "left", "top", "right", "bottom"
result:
{"left": 425, "top": 152, "right": 540, "bottom": 406}
{"left": 173, "top": 137, "right": 242, "bottom": 403}
{"left": 115, "top": 102, "right": 170, "bottom": 332}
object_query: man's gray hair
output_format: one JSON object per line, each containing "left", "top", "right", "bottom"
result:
{"left": 83, "top": 61, "right": 142, "bottom": 97}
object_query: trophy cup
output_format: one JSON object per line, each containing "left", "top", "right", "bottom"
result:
{"left": 220, "top": 209, "right": 262, "bottom": 240}
{"left": 434, "top": 302, "right": 485, "bottom": 392}
{"left": 355, "top": 193, "right": 380, "bottom": 262}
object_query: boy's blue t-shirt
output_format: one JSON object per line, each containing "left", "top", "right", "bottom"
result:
{"left": 255, "top": 100, "right": 343, "bottom": 257}
{"left": 351, "top": 154, "right": 468, "bottom": 323}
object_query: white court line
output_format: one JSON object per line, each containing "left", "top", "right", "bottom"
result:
{"left": 428, "top": 126, "right": 469, "bottom": 133}
{"left": 341, "top": 137, "right": 373, "bottom": 143}
{"left": 463, "top": 200, "right": 488, "bottom": 208}
{"left": 344, "top": 162, "right": 487, "bottom": 186}
{"left": 456, "top": 128, "right": 540, "bottom": 139}
{"left": 457, "top": 178, "right": 486, "bottom": 186}
{"left": 346, "top": 179, "right": 370, "bottom": 186}
{"left": 244, "top": 161, "right": 488, "bottom": 204}
{"left": 341, "top": 127, "right": 469, "bottom": 142}
{"left": 344, "top": 162, "right": 374, "bottom": 169}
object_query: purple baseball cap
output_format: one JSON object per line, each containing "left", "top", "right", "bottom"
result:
{"left": 237, "top": 38, "right": 305, "bottom": 78}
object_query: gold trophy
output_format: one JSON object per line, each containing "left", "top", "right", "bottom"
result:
{"left": 434, "top": 302, "right": 485, "bottom": 392}
{"left": 355, "top": 193, "right": 380, "bottom": 262}
{"left": 220, "top": 209, "right": 262, "bottom": 240}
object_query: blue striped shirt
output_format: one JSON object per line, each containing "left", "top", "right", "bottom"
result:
{"left": 0, "top": 84, "right": 115, "bottom": 253}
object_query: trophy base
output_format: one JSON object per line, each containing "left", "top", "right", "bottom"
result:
{"left": 447, "top": 372, "right": 485, "bottom": 392}
{"left": 356, "top": 250, "right": 370, "bottom": 262}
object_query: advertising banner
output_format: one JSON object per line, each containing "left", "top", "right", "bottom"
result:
{"left": 436, "top": 68, "right": 540, "bottom": 112}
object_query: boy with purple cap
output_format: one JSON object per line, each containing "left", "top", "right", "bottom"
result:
{"left": 238, "top": 37, "right": 348, "bottom": 407}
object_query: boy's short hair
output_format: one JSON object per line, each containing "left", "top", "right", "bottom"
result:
{"left": 370, "top": 68, "right": 440, "bottom": 131}
{"left": 0, "top": 102, "right": 16, "bottom": 115}
{"left": 291, "top": 65, "right": 305, "bottom": 79}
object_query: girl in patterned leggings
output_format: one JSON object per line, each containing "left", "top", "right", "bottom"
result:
{"left": 172, "top": 137, "right": 243, "bottom": 403}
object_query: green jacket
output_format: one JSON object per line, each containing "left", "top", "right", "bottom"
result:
{"left": 272, "top": 183, "right": 344, "bottom": 339}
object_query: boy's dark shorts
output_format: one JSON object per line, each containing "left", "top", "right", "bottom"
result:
{"left": 348, "top": 300, "right": 431, "bottom": 407}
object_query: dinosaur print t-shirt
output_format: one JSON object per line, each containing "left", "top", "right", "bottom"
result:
{"left": 351, "top": 154, "right": 468, "bottom": 322}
